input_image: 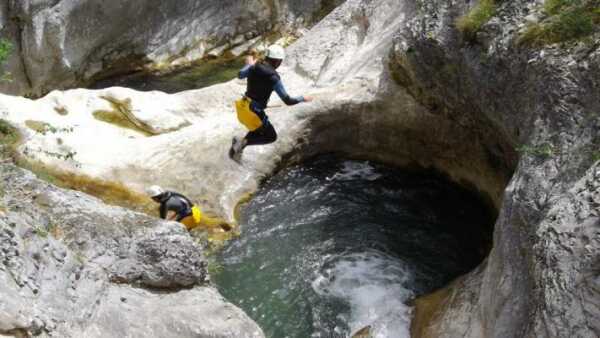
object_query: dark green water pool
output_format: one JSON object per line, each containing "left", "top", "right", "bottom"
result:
{"left": 213, "top": 155, "right": 493, "bottom": 338}
{"left": 89, "top": 57, "right": 244, "bottom": 93}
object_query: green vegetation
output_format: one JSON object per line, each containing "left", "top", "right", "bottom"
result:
{"left": 24, "top": 120, "right": 74, "bottom": 135}
{"left": 592, "top": 151, "right": 600, "bottom": 163}
{"left": 0, "top": 39, "right": 10, "bottom": 60}
{"left": 33, "top": 226, "right": 49, "bottom": 238}
{"left": 516, "top": 143, "right": 555, "bottom": 159}
{"left": 519, "top": 0, "right": 600, "bottom": 47}
{"left": 0, "top": 120, "right": 20, "bottom": 160}
{"left": 24, "top": 120, "right": 50, "bottom": 134}
{"left": 22, "top": 146, "right": 77, "bottom": 162}
{"left": 545, "top": 0, "right": 572, "bottom": 15}
{"left": 456, "top": 0, "right": 497, "bottom": 41}
{"left": 0, "top": 38, "right": 13, "bottom": 81}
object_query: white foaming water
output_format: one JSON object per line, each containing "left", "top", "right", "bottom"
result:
{"left": 312, "top": 250, "right": 415, "bottom": 338}
{"left": 327, "top": 161, "right": 382, "bottom": 182}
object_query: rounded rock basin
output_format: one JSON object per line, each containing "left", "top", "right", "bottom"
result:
{"left": 213, "top": 155, "right": 494, "bottom": 338}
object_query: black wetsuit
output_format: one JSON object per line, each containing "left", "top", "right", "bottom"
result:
{"left": 158, "top": 192, "right": 193, "bottom": 221}
{"left": 238, "top": 62, "right": 304, "bottom": 146}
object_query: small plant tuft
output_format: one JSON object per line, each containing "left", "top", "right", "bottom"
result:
{"left": 0, "top": 38, "right": 13, "bottom": 82}
{"left": 544, "top": 0, "right": 571, "bottom": 15}
{"left": 0, "top": 39, "right": 11, "bottom": 60}
{"left": 33, "top": 226, "right": 48, "bottom": 238}
{"left": 516, "top": 143, "right": 555, "bottom": 159}
{"left": 0, "top": 119, "right": 20, "bottom": 160}
{"left": 519, "top": 0, "right": 600, "bottom": 47}
{"left": 456, "top": 0, "right": 497, "bottom": 41}
{"left": 25, "top": 120, "right": 74, "bottom": 135}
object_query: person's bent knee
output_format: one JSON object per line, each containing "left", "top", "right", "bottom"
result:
{"left": 269, "top": 130, "right": 278, "bottom": 143}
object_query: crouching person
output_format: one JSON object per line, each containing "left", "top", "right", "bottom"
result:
{"left": 146, "top": 185, "right": 228, "bottom": 231}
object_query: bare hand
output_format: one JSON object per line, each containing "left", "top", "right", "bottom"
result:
{"left": 167, "top": 211, "right": 178, "bottom": 221}
{"left": 245, "top": 55, "right": 256, "bottom": 66}
{"left": 303, "top": 96, "right": 314, "bottom": 102}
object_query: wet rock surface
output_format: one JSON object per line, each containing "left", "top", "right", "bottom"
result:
{"left": 0, "top": 164, "right": 264, "bottom": 337}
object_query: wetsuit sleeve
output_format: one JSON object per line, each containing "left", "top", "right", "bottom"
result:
{"left": 159, "top": 203, "right": 167, "bottom": 219}
{"left": 238, "top": 65, "right": 252, "bottom": 79}
{"left": 273, "top": 80, "right": 304, "bottom": 106}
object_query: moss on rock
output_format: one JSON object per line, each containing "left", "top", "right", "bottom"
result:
{"left": 519, "top": 0, "right": 600, "bottom": 47}
{"left": 456, "top": 0, "right": 497, "bottom": 42}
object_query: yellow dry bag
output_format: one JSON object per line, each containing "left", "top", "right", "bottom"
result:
{"left": 191, "top": 205, "right": 202, "bottom": 224}
{"left": 235, "top": 97, "right": 263, "bottom": 131}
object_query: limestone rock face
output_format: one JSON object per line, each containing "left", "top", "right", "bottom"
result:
{"left": 0, "top": 164, "right": 264, "bottom": 337}
{"left": 394, "top": 1, "right": 600, "bottom": 337}
{"left": 0, "top": 0, "right": 343, "bottom": 96}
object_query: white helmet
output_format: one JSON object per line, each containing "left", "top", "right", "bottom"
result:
{"left": 266, "top": 44, "right": 285, "bottom": 60}
{"left": 146, "top": 185, "right": 164, "bottom": 197}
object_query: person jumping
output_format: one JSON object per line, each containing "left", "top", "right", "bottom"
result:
{"left": 229, "top": 44, "right": 313, "bottom": 162}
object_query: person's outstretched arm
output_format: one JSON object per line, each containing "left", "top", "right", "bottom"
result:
{"left": 273, "top": 80, "right": 313, "bottom": 105}
{"left": 238, "top": 55, "right": 256, "bottom": 79}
